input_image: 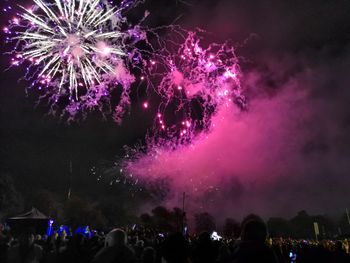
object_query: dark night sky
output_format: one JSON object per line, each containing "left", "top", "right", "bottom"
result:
{"left": 1, "top": 0, "right": 350, "bottom": 216}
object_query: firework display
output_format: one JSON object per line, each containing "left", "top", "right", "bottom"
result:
{"left": 144, "top": 29, "right": 246, "bottom": 145}
{"left": 95, "top": 30, "right": 247, "bottom": 189}
{"left": 4, "top": 0, "right": 246, "bottom": 153}
{"left": 4, "top": 0, "right": 148, "bottom": 121}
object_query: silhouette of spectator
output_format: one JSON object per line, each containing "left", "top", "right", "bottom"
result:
{"left": 330, "top": 241, "right": 350, "bottom": 263}
{"left": 7, "top": 228, "right": 43, "bottom": 263}
{"left": 161, "top": 232, "right": 190, "bottom": 263}
{"left": 192, "top": 231, "right": 218, "bottom": 263}
{"left": 141, "top": 246, "right": 156, "bottom": 263}
{"left": 134, "top": 239, "right": 145, "bottom": 259}
{"left": 217, "top": 242, "right": 231, "bottom": 263}
{"left": 56, "top": 233, "right": 88, "bottom": 263}
{"left": 0, "top": 231, "right": 10, "bottom": 263}
{"left": 34, "top": 235, "right": 45, "bottom": 248}
{"left": 92, "top": 228, "right": 136, "bottom": 263}
{"left": 85, "top": 235, "right": 103, "bottom": 260}
{"left": 228, "top": 218, "right": 278, "bottom": 263}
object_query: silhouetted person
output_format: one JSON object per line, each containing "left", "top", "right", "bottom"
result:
{"left": 228, "top": 218, "right": 278, "bottom": 263}
{"left": 92, "top": 228, "right": 136, "bottom": 263}
{"left": 85, "top": 235, "right": 103, "bottom": 260}
{"left": 56, "top": 233, "right": 88, "bottom": 263}
{"left": 134, "top": 240, "right": 145, "bottom": 260}
{"left": 141, "top": 246, "right": 156, "bottom": 263}
{"left": 217, "top": 243, "right": 231, "bottom": 263}
{"left": 161, "top": 233, "right": 191, "bottom": 263}
{"left": 331, "top": 241, "right": 350, "bottom": 263}
{"left": 0, "top": 232, "right": 10, "bottom": 263}
{"left": 7, "top": 228, "right": 43, "bottom": 263}
{"left": 193, "top": 232, "right": 217, "bottom": 263}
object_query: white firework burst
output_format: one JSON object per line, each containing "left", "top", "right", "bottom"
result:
{"left": 7, "top": 0, "right": 145, "bottom": 121}
{"left": 19, "top": 0, "right": 127, "bottom": 94}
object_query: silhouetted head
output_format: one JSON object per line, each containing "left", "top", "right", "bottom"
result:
{"left": 335, "top": 240, "right": 344, "bottom": 251}
{"left": 142, "top": 246, "right": 155, "bottom": 263}
{"left": 19, "top": 228, "right": 35, "bottom": 247}
{"left": 198, "top": 231, "right": 211, "bottom": 243}
{"left": 105, "top": 228, "right": 127, "bottom": 247}
{"left": 195, "top": 231, "right": 217, "bottom": 261}
{"left": 241, "top": 218, "right": 267, "bottom": 242}
{"left": 68, "top": 233, "right": 84, "bottom": 248}
{"left": 162, "top": 233, "right": 189, "bottom": 263}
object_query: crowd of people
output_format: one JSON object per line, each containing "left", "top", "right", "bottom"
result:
{"left": 1, "top": 217, "right": 350, "bottom": 263}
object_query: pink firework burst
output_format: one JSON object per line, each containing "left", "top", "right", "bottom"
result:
{"left": 145, "top": 29, "right": 246, "bottom": 146}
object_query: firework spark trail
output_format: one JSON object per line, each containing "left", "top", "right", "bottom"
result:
{"left": 141, "top": 29, "right": 246, "bottom": 146}
{"left": 4, "top": 1, "right": 245, "bottom": 128}
{"left": 84, "top": 28, "right": 248, "bottom": 196}
{"left": 4, "top": 0, "right": 150, "bottom": 122}
{"left": 5, "top": 1, "right": 248, "bottom": 193}
{"left": 93, "top": 29, "right": 247, "bottom": 193}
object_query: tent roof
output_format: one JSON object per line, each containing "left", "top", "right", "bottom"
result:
{"left": 8, "top": 207, "right": 48, "bottom": 220}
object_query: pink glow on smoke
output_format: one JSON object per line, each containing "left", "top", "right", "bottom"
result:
{"left": 130, "top": 95, "right": 301, "bottom": 184}
{"left": 113, "top": 62, "right": 135, "bottom": 86}
{"left": 184, "top": 82, "right": 204, "bottom": 97}
{"left": 171, "top": 70, "right": 184, "bottom": 86}
{"left": 127, "top": 78, "right": 313, "bottom": 216}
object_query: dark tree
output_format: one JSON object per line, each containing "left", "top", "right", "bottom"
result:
{"left": 194, "top": 212, "right": 216, "bottom": 234}
{"left": 170, "top": 207, "right": 185, "bottom": 232}
{"left": 223, "top": 217, "right": 240, "bottom": 238}
{"left": 0, "top": 173, "right": 23, "bottom": 220}
{"left": 313, "top": 215, "right": 336, "bottom": 238}
{"left": 140, "top": 213, "right": 153, "bottom": 227}
{"left": 267, "top": 217, "right": 291, "bottom": 237}
{"left": 290, "top": 210, "right": 314, "bottom": 238}
{"left": 30, "top": 189, "right": 62, "bottom": 219}
{"left": 151, "top": 206, "right": 173, "bottom": 232}
{"left": 63, "top": 196, "right": 106, "bottom": 229}
{"left": 337, "top": 213, "right": 350, "bottom": 237}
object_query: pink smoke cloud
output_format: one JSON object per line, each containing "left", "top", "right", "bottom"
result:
{"left": 126, "top": 49, "right": 350, "bottom": 219}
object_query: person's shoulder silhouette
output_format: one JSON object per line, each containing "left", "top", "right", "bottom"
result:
{"left": 228, "top": 217, "right": 279, "bottom": 263}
